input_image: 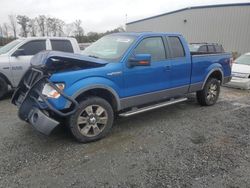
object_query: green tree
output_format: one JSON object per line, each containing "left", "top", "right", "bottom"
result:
{"left": 9, "top": 15, "right": 17, "bottom": 38}
{"left": 17, "top": 15, "right": 30, "bottom": 37}
{"left": 74, "top": 20, "right": 84, "bottom": 42}
{"left": 36, "top": 15, "right": 46, "bottom": 36}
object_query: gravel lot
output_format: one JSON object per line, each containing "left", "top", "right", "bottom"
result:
{"left": 0, "top": 87, "right": 249, "bottom": 188}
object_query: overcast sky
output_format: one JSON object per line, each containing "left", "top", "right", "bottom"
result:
{"left": 0, "top": 0, "right": 249, "bottom": 33}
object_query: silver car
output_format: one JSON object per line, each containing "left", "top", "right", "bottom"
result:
{"left": 226, "top": 53, "right": 250, "bottom": 89}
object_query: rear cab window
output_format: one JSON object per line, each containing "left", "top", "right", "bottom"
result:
{"left": 51, "top": 40, "right": 74, "bottom": 53}
{"left": 167, "top": 36, "right": 185, "bottom": 58}
{"left": 207, "top": 45, "right": 215, "bottom": 53}
{"left": 215, "top": 45, "right": 224, "bottom": 53}
{"left": 199, "top": 45, "right": 208, "bottom": 53}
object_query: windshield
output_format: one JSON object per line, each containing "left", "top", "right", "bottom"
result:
{"left": 0, "top": 39, "right": 24, "bottom": 55}
{"left": 82, "top": 35, "right": 136, "bottom": 61}
{"left": 235, "top": 54, "right": 250, "bottom": 65}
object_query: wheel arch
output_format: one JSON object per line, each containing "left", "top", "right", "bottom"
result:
{"left": 202, "top": 68, "right": 224, "bottom": 89}
{"left": 69, "top": 85, "right": 121, "bottom": 112}
{"left": 0, "top": 72, "right": 12, "bottom": 87}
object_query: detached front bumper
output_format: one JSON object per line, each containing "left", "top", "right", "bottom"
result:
{"left": 225, "top": 77, "right": 250, "bottom": 89}
{"left": 26, "top": 108, "right": 59, "bottom": 135}
{"left": 12, "top": 68, "right": 78, "bottom": 135}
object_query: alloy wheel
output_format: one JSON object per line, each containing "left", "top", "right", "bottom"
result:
{"left": 77, "top": 105, "right": 108, "bottom": 137}
{"left": 207, "top": 83, "right": 218, "bottom": 102}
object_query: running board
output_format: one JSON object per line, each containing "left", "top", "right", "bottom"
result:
{"left": 119, "top": 98, "right": 188, "bottom": 117}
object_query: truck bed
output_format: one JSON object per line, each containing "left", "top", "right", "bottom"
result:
{"left": 191, "top": 53, "right": 232, "bottom": 85}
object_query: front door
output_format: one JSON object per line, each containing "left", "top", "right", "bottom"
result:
{"left": 9, "top": 40, "right": 47, "bottom": 86}
{"left": 123, "top": 36, "right": 171, "bottom": 97}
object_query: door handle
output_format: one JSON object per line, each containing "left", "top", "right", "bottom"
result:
{"left": 165, "top": 65, "right": 171, "bottom": 71}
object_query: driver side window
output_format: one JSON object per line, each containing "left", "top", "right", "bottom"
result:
{"left": 134, "top": 37, "right": 166, "bottom": 62}
{"left": 17, "top": 40, "right": 46, "bottom": 56}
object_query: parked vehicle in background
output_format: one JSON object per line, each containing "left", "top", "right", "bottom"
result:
{"left": 189, "top": 43, "right": 224, "bottom": 54}
{"left": 0, "top": 37, "right": 81, "bottom": 99}
{"left": 226, "top": 53, "right": 250, "bottom": 89}
{"left": 12, "top": 32, "right": 232, "bottom": 143}
{"left": 79, "top": 43, "right": 92, "bottom": 51}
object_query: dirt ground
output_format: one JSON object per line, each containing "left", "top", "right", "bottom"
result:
{"left": 0, "top": 87, "right": 249, "bottom": 188}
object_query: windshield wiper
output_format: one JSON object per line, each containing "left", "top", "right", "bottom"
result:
{"left": 88, "top": 55, "right": 99, "bottom": 59}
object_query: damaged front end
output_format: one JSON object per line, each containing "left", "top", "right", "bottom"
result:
{"left": 12, "top": 51, "right": 107, "bottom": 135}
{"left": 11, "top": 68, "right": 79, "bottom": 135}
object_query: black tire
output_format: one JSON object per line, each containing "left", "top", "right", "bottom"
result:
{"left": 0, "top": 77, "right": 8, "bottom": 100}
{"left": 68, "top": 96, "right": 114, "bottom": 143}
{"left": 196, "top": 78, "right": 220, "bottom": 106}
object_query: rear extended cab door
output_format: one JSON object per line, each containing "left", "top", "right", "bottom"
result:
{"left": 165, "top": 35, "right": 192, "bottom": 93}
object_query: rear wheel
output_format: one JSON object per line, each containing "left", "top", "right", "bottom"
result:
{"left": 0, "top": 77, "right": 8, "bottom": 100}
{"left": 68, "top": 96, "right": 114, "bottom": 143}
{"left": 196, "top": 78, "right": 220, "bottom": 106}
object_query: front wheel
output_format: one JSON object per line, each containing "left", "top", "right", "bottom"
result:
{"left": 68, "top": 96, "right": 114, "bottom": 143}
{"left": 196, "top": 78, "right": 220, "bottom": 106}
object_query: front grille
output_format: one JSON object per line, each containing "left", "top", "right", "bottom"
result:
{"left": 12, "top": 67, "right": 79, "bottom": 117}
{"left": 12, "top": 68, "right": 45, "bottom": 107}
{"left": 22, "top": 68, "right": 43, "bottom": 89}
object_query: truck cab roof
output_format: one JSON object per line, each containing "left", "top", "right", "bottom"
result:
{"left": 17, "top": 36, "right": 75, "bottom": 40}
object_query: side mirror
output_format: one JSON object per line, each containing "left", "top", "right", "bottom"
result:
{"left": 12, "top": 49, "right": 25, "bottom": 57}
{"left": 128, "top": 54, "right": 151, "bottom": 68}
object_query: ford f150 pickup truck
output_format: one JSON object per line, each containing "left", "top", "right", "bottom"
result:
{"left": 0, "top": 37, "right": 80, "bottom": 99}
{"left": 12, "top": 32, "right": 232, "bottom": 143}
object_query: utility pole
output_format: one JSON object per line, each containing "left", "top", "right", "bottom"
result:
{"left": 125, "top": 14, "right": 128, "bottom": 31}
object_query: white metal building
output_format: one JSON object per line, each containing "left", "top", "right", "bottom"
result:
{"left": 126, "top": 3, "right": 250, "bottom": 54}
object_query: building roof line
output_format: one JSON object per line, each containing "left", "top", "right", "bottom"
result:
{"left": 126, "top": 2, "right": 250, "bottom": 25}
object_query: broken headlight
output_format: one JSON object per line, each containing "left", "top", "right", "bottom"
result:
{"left": 42, "top": 83, "right": 65, "bottom": 99}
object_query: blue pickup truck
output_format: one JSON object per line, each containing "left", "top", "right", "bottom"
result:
{"left": 12, "top": 32, "right": 232, "bottom": 143}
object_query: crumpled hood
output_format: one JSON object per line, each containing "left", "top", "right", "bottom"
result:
{"left": 30, "top": 50, "right": 107, "bottom": 72}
